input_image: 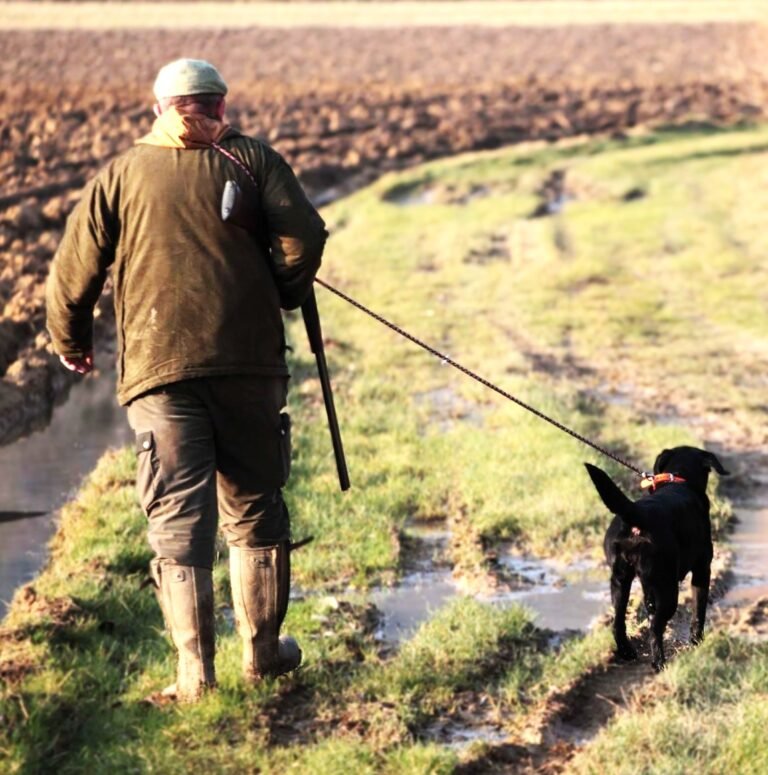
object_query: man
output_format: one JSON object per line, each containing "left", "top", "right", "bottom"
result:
{"left": 46, "top": 59, "right": 327, "bottom": 701}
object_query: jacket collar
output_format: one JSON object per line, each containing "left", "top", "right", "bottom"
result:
{"left": 135, "top": 107, "right": 237, "bottom": 149}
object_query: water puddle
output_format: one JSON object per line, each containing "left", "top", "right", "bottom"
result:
{"left": 0, "top": 370, "right": 131, "bottom": 618}
{"left": 488, "top": 553, "right": 608, "bottom": 632}
{"left": 370, "top": 569, "right": 456, "bottom": 642}
{"left": 424, "top": 718, "right": 508, "bottom": 751}
{"left": 371, "top": 525, "right": 609, "bottom": 644}
{"left": 721, "top": 505, "right": 768, "bottom": 607}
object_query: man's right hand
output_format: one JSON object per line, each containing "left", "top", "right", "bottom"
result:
{"left": 59, "top": 353, "right": 94, "bottom": 375}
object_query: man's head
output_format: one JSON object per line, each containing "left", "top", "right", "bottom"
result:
{"left": 152, "top": 58, "right": 228, "bottom": 119}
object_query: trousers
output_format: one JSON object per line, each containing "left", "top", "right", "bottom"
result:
{"left": 127, "top": 375, "right": 291, "bottom": 568}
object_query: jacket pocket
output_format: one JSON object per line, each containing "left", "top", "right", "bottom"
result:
{"left": 135, "top": 430, "right": 160, "bottom": 513}
{"left": 279, "top": 412, "right": 292, "bottom": 486}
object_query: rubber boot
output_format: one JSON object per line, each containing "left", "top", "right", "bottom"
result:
{"left": 229, "top": 543, "right": 302, "bottom": 680}
{"left": 150, "top": 559, "right": 216, "bottom": 702}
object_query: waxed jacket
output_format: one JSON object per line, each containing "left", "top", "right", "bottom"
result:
{"left": 46, "top": 131, "right": 326, "bottom": 405}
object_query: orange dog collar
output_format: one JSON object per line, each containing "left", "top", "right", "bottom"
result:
{"left": 640, "top": 473, "right": 687, "bottom": 492}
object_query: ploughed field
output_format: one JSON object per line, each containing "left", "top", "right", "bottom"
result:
{"left": 1, "top": 22, "right": 768, "bottom": 443}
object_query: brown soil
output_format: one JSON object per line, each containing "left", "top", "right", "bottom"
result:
{"left": 2, "top": 23, "right": 768, "bottom": 443}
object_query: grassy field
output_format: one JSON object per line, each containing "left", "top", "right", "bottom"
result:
{"left": 2, "top": 124, "right": 768, "bottom": 771}
{"left": 0, "top": 0, "right": 764, "bottom": 30}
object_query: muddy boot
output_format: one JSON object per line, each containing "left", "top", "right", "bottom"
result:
{"left": 229, "top": 543, "right": 302, "bottom": 680}
{"left": 150, "top": 559, "right": 216, "bottom": 702}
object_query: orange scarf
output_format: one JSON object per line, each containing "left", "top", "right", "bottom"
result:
{"left": 135, "top": 107, "right": 233, "bottom": 149}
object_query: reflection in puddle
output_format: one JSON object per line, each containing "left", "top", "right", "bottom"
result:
{"left": 0, "top": 371, "right": 131, "bottom": 618}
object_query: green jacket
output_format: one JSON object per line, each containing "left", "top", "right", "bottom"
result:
{"left": 46, "top": 133, "right": 326, "bottom": 405}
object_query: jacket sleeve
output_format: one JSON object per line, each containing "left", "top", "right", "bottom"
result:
{"left": 261, "top": 148, "right": 327, "bottom": 310}
{"left": 46, "top": 173, "right": 117, "bottom": 357}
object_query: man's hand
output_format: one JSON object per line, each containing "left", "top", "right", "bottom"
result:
{"left": 59, "top": 353, "right": 94, "bottom": 375}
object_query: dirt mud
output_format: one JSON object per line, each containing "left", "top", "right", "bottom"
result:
{"left": 2, "top": 22, "right": 768, "bottom": 442}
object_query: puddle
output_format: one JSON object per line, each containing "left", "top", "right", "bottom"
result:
{"left": 488, "top": 552, "right": 609, "bottom": 632}
{"left": 721, "top": 506, "right": 768, "bottom": 607}
{"left": 0, "top": 370, "right": 131, "bottom": 618}
{"left": 370, "top": 569, "right": 456, "bottom": 643}
{"left": 424, "top": 718, "right": 508, "bottom": 751}
{"left": 371, "top": 526, "right": 609, "bottom": 644}
{"left": 370, "top": 522, "right": 454, "bottom": 642}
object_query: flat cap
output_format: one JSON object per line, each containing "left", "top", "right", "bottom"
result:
{"left": 153, "top": 58, "right": 228, "bottom": 100}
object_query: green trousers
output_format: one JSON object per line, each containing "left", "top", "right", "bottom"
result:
{"left": 127, "top": 376, "right": 291, "bottom": 568}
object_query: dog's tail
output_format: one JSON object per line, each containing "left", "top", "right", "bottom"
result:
{"left": 584, "top": 463, "right": 646, "bottom": 529}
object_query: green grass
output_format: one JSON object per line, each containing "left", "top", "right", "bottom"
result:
{"left": 569, "top": 633, "right": 768, "bottom": 775}
{"left": 3, "top": 123, "right": 767, "bottom": 771}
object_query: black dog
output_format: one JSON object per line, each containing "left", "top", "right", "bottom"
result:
{"left": 585, "top": 446, "right": 728, "bottom": 671}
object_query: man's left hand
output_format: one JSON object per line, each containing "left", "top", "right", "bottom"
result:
{"left": 59, "top": 353, "right": 94, "bottom": 374}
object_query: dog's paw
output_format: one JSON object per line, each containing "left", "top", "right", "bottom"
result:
{"left": 651, "top": 658, "right": 666, "bottom": 673}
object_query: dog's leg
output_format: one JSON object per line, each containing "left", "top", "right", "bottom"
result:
{"left": 649, "top": 612, "right": 668, "bottom": 672}
{"left": 690, "top": 566, "right": 711, "bottom": 645}
{"left": 649, "top": 598, "right": 676, "bottom": 672}
{"left": 611, "top": 568, "right": 636, "bottom": 660}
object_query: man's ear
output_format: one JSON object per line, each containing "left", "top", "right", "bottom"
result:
{"left": 215, "top": 97, "right": 226, "bottom": 120}
{"left": 153, "top": 103, "right": 162, "bottom": 118}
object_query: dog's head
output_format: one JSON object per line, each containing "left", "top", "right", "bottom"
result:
{"left": 653, "top": 446, "right": 729, "bottom": 493}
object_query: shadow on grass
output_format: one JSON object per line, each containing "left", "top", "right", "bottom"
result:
{"left": 0, "top": 581, "right": 169, "bottom": 773}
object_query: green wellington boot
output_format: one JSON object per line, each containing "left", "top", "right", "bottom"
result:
{"left": 150, "top": 559, "right": 216, "bottom": 701}
{"left": 229, "top": 543, "right": 302, "bottom": 680}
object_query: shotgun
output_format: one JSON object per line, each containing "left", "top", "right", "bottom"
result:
{"left": 0, "top": 510, "right": 47, "bottom": 524}
{"left": 301, "top": 288, "right": 350, "bottom": 491}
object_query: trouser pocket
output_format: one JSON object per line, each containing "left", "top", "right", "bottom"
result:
{"left": 279, "top": 413, "right": 291, "bottom": 486}
{"left": 135, "top": 430, "right": 160, "bottom": 513}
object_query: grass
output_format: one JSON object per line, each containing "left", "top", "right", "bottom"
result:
{"left": 569, "top": 633, "right": 768, "bottom": 775}
{"left": 3, "top": 123, "right": 768, "bottom": 771}
{"left": 0, "top": 1, "right": 762, "bottom": 31}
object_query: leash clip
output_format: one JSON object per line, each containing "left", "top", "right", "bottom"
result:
{"left": 640, "top": 472, "right": 655, "bottom": 491}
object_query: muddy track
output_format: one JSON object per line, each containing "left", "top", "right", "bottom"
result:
{"left": 2, "top": 22, "right": 768, "bottom": 444}
{"left": 456, "top": 656, "right": 652, "bottom": 774}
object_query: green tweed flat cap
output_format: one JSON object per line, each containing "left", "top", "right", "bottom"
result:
{"left": 153, "top": 58, "right": 228, "bottom": 100}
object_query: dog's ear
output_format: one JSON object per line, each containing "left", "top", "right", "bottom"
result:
{"left": 702, "top": 451, "right": 729, "bottom": 476}
{"left": 653, "top": 449, "right": 674, "bottom": 474}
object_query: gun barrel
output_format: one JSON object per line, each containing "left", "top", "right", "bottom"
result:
{"left": 302, "top": 289, "right": 350, "bottom": 491}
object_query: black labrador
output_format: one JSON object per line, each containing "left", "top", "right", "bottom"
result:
{"left": 585, "top": 446, "right": 728, "bottom": 671}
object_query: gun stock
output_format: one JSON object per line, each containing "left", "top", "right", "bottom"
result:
{"left": 302, "top": 289, "right": 350, "bottom": 491}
